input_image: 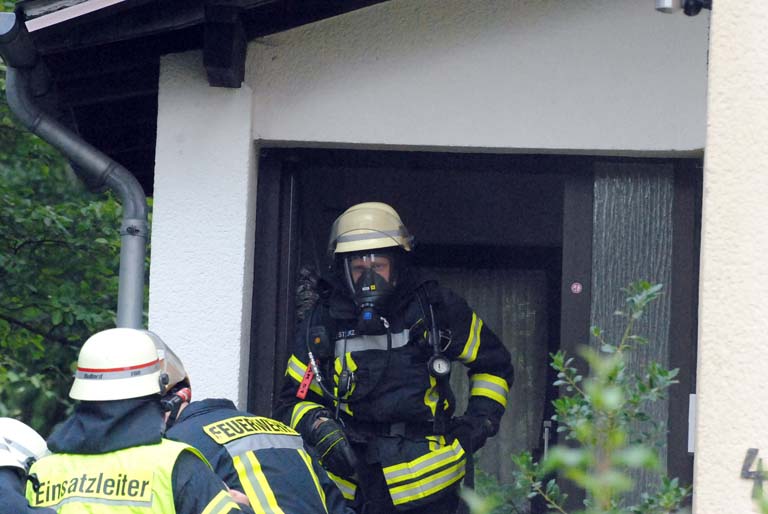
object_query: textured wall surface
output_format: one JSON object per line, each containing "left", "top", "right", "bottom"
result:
{"left": 694, "top": 3, "right": 768, "bottom": 513}
{"left": 246, "top": 0, "right": 708, "bottom": 153}
{"left": 150, "top": 52, "right": 256, "bottom": 407}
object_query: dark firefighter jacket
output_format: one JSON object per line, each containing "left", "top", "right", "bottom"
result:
{"left": 274, "top": 269, "right": 514, "bottom": 509}
{"left": 165, "top": 398, "right": 353, "bottom": 514}
{"left": 27, "top": 396, "right": 243, "bottom": 514}
{"left": 0, "top": 468, "right": 56, "bottom": 514}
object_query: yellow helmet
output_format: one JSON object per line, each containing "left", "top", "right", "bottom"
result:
{"left": 70, "top": 328, "right": 164, "bottom": 401}
{"left": 328, "top": 202, "right": 413, "bottom": 255}
{"left": 0, "top": 418, "right": 49, "bottom": 473}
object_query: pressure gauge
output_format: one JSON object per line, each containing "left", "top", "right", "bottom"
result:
{"left": 428, "top": 355, "right": 451, "bottom": 378}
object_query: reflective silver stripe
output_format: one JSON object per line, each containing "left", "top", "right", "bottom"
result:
{"left": 51, "top": 496, "right": 151, "bottom": 508}
{"left": 458, "top": 315, "right": 482, "bottom": 363}
{"left": 389, "top": 462, "right": 465, "bottom": 505}
{"left": 287, "top": 357, "right": 307, "bottom": 380}
{"left": 470, "top": 378, "right": 508, "bottom": 398}
{"left": 74, "top": 360, "right": 160, "bottom": 380}
{"left": 291, "top": 402, "right": 321, "bottom": 429}
{"left": 204, "top": 490, "right": 237, "bottom": 514}
{"left": 383, "top": 443, "right": 464, "bottom": 483}
{"left": 223, "top": 433, "right": 304, "bottom": 457}
{"left": 237, "top": 454, "right": 276, "bottom": 512}
{"left": 335, "top": 330, "right": 410, "bottom": 357}
{"left": 336, "top": 229, "right": 404, "bottom": 243}
{"left": 327, "top": 474, "right": 356, "bottom": 500}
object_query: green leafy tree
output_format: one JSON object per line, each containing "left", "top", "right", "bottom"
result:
{"left": 465, "top": 282, "right": 690, "bottom": 514}
{"left": 1, "top": 11, "right": 146, "bottom": 433}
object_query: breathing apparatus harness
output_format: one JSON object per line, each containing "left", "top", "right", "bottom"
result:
{"left": 300, "top": 304, "right": 394, "bottom": 421}
{"left": 297, "top": 282, "right": 453, "bottom": 436}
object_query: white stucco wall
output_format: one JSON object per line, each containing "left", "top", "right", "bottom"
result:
{"left": 694, "top": 3, "right": 768, "bottom": 514}
{"left": 149, "top": 52, "right": 256, "bottom": 407}
{"left": 151, "top": 2, "right": 709, "bottom": 406}
{"left": 246, "top": 0, "right": 709, "bottom": 153}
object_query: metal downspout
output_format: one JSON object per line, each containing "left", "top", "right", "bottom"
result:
{"left": 0, "top": 12, "right": 148, "bottom": 328}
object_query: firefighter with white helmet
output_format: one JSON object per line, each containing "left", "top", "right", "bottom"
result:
{"left": 25, "top": 328, "right": 246, "bottom": 514}
{"left": 275, "top": 202, "right": 514, "bottom": 513}
{"left": 154, "top": 338, "right": 353, "bottom": 514}
{"left": 0, "top": 418, "right": 55, "bottom": 513}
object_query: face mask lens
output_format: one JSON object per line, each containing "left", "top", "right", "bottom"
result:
{"left": 345, "top": 253, "right": 392, "bottom": 289}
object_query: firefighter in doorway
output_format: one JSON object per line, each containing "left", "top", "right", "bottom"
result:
{"left": 0, "top": 418, "right": 55, "bottom": 513}
{"left": 275, "top": 202, "right": 515, "bottom": 513}
{"left": 158, "top": 336, "right": 354, "bottom": 514}
{"left": 25, "top": 328, "right": 245, "bottom": 514}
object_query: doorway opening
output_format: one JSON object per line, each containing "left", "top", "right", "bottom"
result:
{"left": 248, "top": 148, "right": 700, "bottom": 507}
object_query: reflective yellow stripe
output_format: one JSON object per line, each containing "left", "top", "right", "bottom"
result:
{"left": 423, "top": 376, "right": 439, "bottom": 417}
{"left": 458, "top": 314, "right": 482, "bottom": 363}
{"left": 328, "top": 354, "right": 357, "bottom": 415}
{"left": 202, "top": 490, "right": 241, "bottom": 514}
{"left": 297, "top": 449, "right": 328, "bottom": 513}
{"left": 470, "top": 373, "right": 510, "bottom": 407}
{"left": 326, "top": 471, "right": 357, "bottom": 501}
{"left": 382, "top": 439, "right": 466, "bottom": 505}
{"left": 388, "top": 457, "right": 465, "bottom": 506}
{"left": 286, "top": 355, "right": 323, "bottom": 396}
{"left": 383, "top": 439, "right": 465, "bottom": 485}
{"left": 233, "top": 453, "right": 285, "bottom": 514}
{"left": 291, "top": 402, "right": 323, "bottom": 430}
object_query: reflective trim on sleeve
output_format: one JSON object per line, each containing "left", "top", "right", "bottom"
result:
{"left": 201, "top": 490, "right": 241, "bottom": 514}
{"left": 326, "top": 471, "right": 357, "bottom": 501}
{"left": 291, "top": 401, "right": 323, "bottom": 430}
{"left": 383, "top": 440, "right": 466, "bottom": 506}
{"left": 286, "top": 355, "right": 323, "bottom": 396}
{"left": 457, "top": 314, "right": 482, "bottom": 364}
{"left": 297, "top": 449, "right": 328, "bottom": 514}
{"left": 232, "top": 453, "right": 285, "bottom": 514}
{"left": 470, "top": 373, "right": 510, "bottom": 407}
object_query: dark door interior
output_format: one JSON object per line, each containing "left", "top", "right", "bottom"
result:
{"left": 248, "top": 148, "right": 700, "bottom": 505}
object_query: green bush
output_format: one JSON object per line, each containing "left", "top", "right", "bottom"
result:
{"left": 465, "top": 281, "right": 690, "bottom": 514}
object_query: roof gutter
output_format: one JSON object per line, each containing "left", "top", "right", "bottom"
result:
{"left": 0, "top": 12, "right": 148, "bottom": 329}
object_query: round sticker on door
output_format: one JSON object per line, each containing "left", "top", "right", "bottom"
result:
{"left": 570, "top": 282, "right": 583, "bottom": 294}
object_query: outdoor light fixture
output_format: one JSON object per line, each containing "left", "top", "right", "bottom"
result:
{"left": 655, "top": 0, "right": 712, "bottom": 15}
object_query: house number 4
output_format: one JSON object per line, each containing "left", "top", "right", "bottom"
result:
{"left": 742, "top": 448, "right": 766, "bottom": 498}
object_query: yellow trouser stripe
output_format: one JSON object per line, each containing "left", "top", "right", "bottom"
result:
{"left": 286, "top": 355, "right": 323, "bottom": 396}
{"left": 383, "top": 440, "right": 464, "bottom": 483}
{"left": 290, "top": 401, "right": 323, "bottom": 430}
{"left": 202, "top": 490, "right": 241, "bottom": 514}
{"left": 326, "top": 472, "right": 357, "bottom": 501}
{"left": 389, "top": 459, "right": 466, "bottom": 505}
{"left": 470, "top": 373, "right": 510, "bottom": 407}
{"left": 297, "top": 449, "right": 328, "bottom": 513}
{"left": 458, "top": 314, "right": 482, "bottom": 363}
{"left": 233, "top": 453, "right": 285, "bottom": 514}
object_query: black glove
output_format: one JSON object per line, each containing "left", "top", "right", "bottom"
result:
{"left": 448, "top": 415, "right": 496, "bottom": 453}
{"left": 309, "top": 417, "right": 358, "bottom": 478}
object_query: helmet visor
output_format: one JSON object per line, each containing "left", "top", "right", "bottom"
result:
{"left": 147, "top": 333, "right": 188, "bottom": 395}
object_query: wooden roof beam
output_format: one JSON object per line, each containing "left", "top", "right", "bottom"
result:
{"left": 203, "top": 2, "right": 246, "bottom": 88}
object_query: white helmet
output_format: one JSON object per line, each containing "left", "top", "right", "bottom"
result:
{"left": 328, "top": 202, "right": 413, "bottom": 255}
{"left": 70, "top": 328, "right": 164, "bottom": 401}
{"left": 0, "top": 418, "right": 49, "bottom": 473}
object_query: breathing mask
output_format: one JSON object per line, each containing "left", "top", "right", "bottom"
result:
{"left": 341, "top": 252, "right": 397, "bottom": 334}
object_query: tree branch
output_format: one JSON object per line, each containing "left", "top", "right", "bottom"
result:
{"left": 0, "top": 312, "right": 78, "bottom": 347}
